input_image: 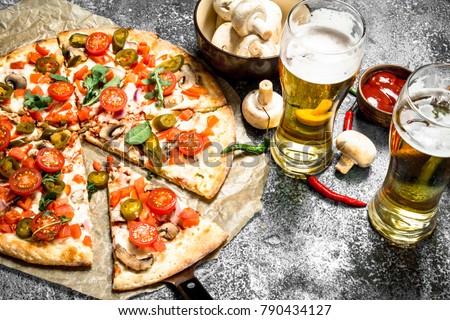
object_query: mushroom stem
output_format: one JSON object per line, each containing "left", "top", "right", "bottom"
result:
{"left": 258, "top": 79, "right": 273, "bottom": 105}
{"left": 335, "top": 155, "right": 357, "bottom": 174}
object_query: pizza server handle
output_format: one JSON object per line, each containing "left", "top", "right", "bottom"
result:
{"left": 176, "top": 275, "right": 213, "bottom": 300}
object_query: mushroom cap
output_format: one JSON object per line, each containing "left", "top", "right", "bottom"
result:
{"left": 335, "top": 130, "right": 377, "bottom": 167}
{"left": 242, "top": 85, "right": 283, "bottom": 129}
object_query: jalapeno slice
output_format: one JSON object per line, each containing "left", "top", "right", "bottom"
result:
{"left": 44, "top": 179, "right": 66, "bottom": 195}
{"left": 144, "top": 133, "right": 163, "bottom": 171}
{"left": 16, "top": 122, "right": 36, "bottom": 135}
{"left": 8, "top": 139, "right": 26, "bottom": 148}
{"left": 152, "top": 114, "right": 176, "bottom": 132}
{"left": 50, "top": 130, "right": 71, "bottom": 150}
{"left": 35, "top": 56, "right": 60, "bottom": 74}
{"left": 69, "top": 33, "right": 88, "bottom": 48}
{"left": 0, "top": 156, "right": 19, "bottom": 179}
{"left": 16, "top": 218, "right": 33, "bottom": 239}
{"left": 112, "top": 28, "right": 129, "bottom": 54}
{"left": 87, "top": 171, "right": 109, "bottom": 189}
{"left": 0, "top": 83, "right": 13, "bottom": 100}
{"left": 120, "top": 199, "right": 143, "bottom": 221}
{"left": 157, "top": 54, "right": 185, "bottom": 73}
{"left": 115, "top": 49, "right": 138, "bottom": 67}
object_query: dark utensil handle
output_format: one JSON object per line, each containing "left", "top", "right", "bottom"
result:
{"left": 177, "top": 276, "right": 213, "bottom": 300}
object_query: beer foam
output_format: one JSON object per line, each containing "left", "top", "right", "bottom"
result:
{"left": 282, "top": 8, "right": 363, "bottom": 84}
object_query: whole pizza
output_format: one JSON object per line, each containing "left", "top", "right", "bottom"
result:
{"left": 0, "top": 28, "right": 235, "bottom": 291}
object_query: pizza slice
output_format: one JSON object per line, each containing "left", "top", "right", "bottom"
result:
{"left": 0, "top": 129, "right": 93, "bottom": 266}
{"left": 106, "top": 160, "right": 228, "bottom": 291}
{"left": 84, "top": 105, "right": 235, "bottom": 199}
{"left": 0, "top": 39, "right": 80, "bottom": 131}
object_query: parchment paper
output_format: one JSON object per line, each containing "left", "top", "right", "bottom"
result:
{"left": 0, "top": 0, "right": 269, "bottom": 299}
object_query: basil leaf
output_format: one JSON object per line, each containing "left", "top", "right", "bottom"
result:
{"left": 50, "top": 74, "right": 69, "bottom": 82}
{"left": 24, "top": 91, "right": 53, "bottom": 111}
{"left": 82, "top": 64, "right": 109, "bottom": 106}
{"left": 103, "top": 76, "right": 121, "bottom": 89}
{"left": 125, "top": 121, "right": 152, "bottom": 145}
{"left": 87, "top": 182, "right": 98, "bottom": 201}
{"left": 41, "top": 171, "right": 61, "bottom": 185}
{"left": 39, "top": 192, "right": 58, "bottom": 212}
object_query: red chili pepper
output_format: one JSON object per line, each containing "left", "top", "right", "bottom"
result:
{"left": 343, "top": 101, "right": 358, "bottom": 131}
{"left": 307, "top": 176, "right": 366, "bottom": 207}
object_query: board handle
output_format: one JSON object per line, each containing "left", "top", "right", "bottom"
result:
{"left": 177, "top": 276, "right": 213, "bottom": 300}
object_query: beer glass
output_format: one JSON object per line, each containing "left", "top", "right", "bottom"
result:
{"left": 368, "top": 64, "right": 450, "bottom": 247}
{"left": 271, "top": 0, "right": 365, "bottom": 177}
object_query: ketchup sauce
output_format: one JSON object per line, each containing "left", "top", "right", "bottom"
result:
{"left": 362, "top": 71, "right": 406, "bottom": 113}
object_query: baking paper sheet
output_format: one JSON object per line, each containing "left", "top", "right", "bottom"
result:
{"left": 0, "top": 0, "right": 269, "bottom": 299}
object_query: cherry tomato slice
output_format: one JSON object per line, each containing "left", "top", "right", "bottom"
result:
{"left": 99, "top": 87, "right": 128, "bottom": 112}
{"left": 9, "top": 167, "right": 42, "bottom": 196}
{"left": 148, "top": 71, "right": 176, "bottom": 96}
{"left": 0, "top": 124, "right": 10, "bottom": 151}
{"left": 85, "top": 32, "right": 111, "bottom": 56}
{"left": 31, "top": 211, "right": 62, "bottom": 241}
{"left": 147, "top": 187, "right": 177, "bottom": 216}
{"left": 128, "top": 221, "right": 159, "bottom": 248}
{"left": 47, "top": 81, "right": 75, "bottom": 101}
{"left": 177, "top": 131, "right": 204, "bottom": 156}
{"left": 36, "top": 147, "right": 65, "bottom": 173}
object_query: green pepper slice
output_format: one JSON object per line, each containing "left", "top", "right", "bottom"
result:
{"left": 152, "top": 114, "right": 176, "bottom": 132}
{"left": 0, "top": 83, "right": 13, "bottom": 100}
{"left": 157, "top": 54, "right": 185, "bottom": 73}
{"left": 69, "top": 33, "right": 88, "bottom": 48}
{"left": 50, "top": 130, "right": 71, "bottom": 150}
{"left": 0, "top": 156, "right": 20, "bottom": 179}
{"left": 8, "top": 139, "right": 26, "bottom": 148}
{"left": 36, "top": 56, "right": 60, "bottom": 74}
{"left": 44, "top": 179, "right": 66, "bottom": 195}
{"left": 120, "top": 199, "right": 143, "bottom": 221}
{"left": 16, "top": 218, "right": 33, "bottom": 239}
{"left": 88, "top": 171, "right": 109, "bottom": 189}
{"left": 144, "top": 133, "right": 163, "bottom": 172}
{"left": 16, "top": 122, "right": 36, "bottom": 135}
{"left": 112, "top": 28, "right": 129, "bottom": 54}
{"left": 115, "top": 49, "right": 138, "bottom": 67}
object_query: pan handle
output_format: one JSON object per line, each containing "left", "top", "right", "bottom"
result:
{"left": 177, "top": 276, "right": 213, "bottom": 300}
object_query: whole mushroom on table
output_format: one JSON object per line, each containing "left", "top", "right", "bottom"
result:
{"left": 211, "top": 0, "right": 282, "bottom": 58}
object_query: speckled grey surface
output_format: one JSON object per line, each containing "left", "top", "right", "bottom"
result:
{"left": 0, "top": 0, "right": 449, "bottom": 300}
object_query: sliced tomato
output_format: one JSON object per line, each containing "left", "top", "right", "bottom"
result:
{"left": 36, "top": 147, "right": 65, "bottom": 173}
{"left": 128, "top": 221, "right": 159, "bottom": 248}
{"left": 148, "top": 71, "right": 176, "bottom": 96}
{"left": 0, "top": 125, "right": 10, "bottom": 151}
{"left": 99, "top": 87, "right": 127, "bottom": 112}
{"left": 9, "top": 167, "right": 42, "bottom": 197}
{"left": 85, "top": 32, "right": 111, "bottom": 56}
{"left": 48, "top": 81, "right": 75, "bottom": 101}
{"left": 177, "top": 131, "right": 204, "bottom": 156}
{"left": 178, "top": 207, "right": 200, "bottom": 228}
{"left": 146, "top": 187, "right": 177, "bottom": 216}
{"left": 31, "top": 211, "right": 62, "bottom": 241}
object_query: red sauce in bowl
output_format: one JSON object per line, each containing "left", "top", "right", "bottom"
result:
{"left": 362, "top": 71, "right": 406, "bottom": 113}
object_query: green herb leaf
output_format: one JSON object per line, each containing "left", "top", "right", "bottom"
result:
{"left": 82, "top": 64, "right": 110, "bottom": 107}
{"left": 146, "top": 171, "right": 156, "bottom": 180}
{"left": 87, "top": 182, "right": 98, "bottom": 201}
{"left": 125, "top": 121, "right": 152, "bottom": 145}
{"left": 103, "top": 76, "right": 121, "bottom": 89}
{"left": 39, "top": 192, "right": 58, "bottom": 212}
{"left": 144, "top": 66, "right": 171, "bottom": 108}
{"left": 50, "top": 74, "right": 69, "bottom": 82}
{"left": 41, "top": 171, "right": 61, "bottom": 185}
{"left": 24, "top": 91, "right": 53, "bottom": 111}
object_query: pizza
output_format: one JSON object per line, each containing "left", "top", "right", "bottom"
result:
{"left": 0, "top": 28, "right": 233, "bottom": 289}
{"left": 107, "top": 160, "right": 227, "bottom": 291}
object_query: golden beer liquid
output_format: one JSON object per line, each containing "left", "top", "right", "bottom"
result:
{"left": 271, "top": 61, "right": 357, "bottom": 177}
{"left": 368, "top": 101, "right": 450, "bottom": 247}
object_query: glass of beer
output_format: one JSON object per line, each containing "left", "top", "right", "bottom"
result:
{"left": 271, "top": 0, "right": 365, "bottom": 178}
{"left": 368, "top": 64, "right": 450, "bottom": 247}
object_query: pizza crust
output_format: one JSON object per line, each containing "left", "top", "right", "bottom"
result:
{"left": 112, "top": 218, "right": 227, "bottom": 291}
{"left": 0, "top": 233, "right": 92, "bottom": 266}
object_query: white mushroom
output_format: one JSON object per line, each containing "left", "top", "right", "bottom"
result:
{"left": 231, "top": 0, "right": 272, "bottom": 41}
{"left": 211, "top": 22, "right": 242, "bottom": 53}
{"left": 236, "top": 34, "right": 278, "bottom": 57}
{"left": 242, "top": 80, "right": 283, "bottom": 129}
{"left": 213, "top": 0, "right": 243, "bottom": 21}
{"left": 259, "top": 0, "right": 283, "bottom": 43}
{"left": 335, "top": 130, "right": 377, "bottom": 174}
